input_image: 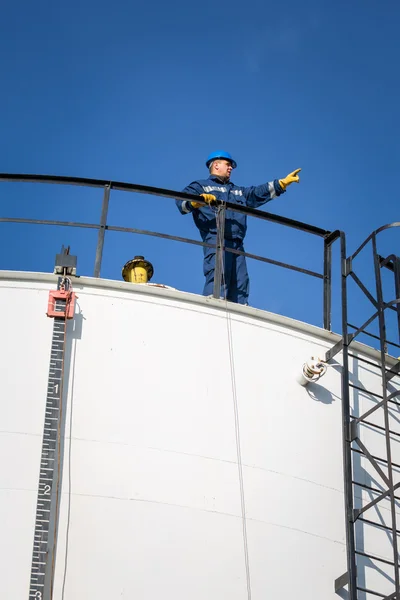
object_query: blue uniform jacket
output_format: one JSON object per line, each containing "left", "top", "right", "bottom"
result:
{"left": 176, "top": 175, "right": 285, "bottom": 241}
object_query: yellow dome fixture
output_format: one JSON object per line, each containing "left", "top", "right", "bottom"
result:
{"left": 122, "top": 256, "right": 154, "bottom": 284}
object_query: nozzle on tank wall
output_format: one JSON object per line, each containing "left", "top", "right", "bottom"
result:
{"left": 122, "top": 256, "right": 154, "bottom": 284}
{"left": 296, "top": 356, "right": 328, "bottom": 387}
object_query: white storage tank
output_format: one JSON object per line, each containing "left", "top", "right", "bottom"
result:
{"left": 1, "top": 270, "right": 399, "bottom": 599}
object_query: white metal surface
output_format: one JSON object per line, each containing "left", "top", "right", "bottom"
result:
{"left": 0, "top": 272, "right": 399, "bottom": 599}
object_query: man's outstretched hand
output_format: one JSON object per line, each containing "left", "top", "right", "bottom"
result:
{"left": 191, "top": 193, "right": 217, "bottom": 209}
{"left": 279, "top": 168, "right": 301, "bottom": 191}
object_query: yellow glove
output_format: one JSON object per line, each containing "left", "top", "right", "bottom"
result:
{"left": 191, "top": 193, "right": 217, "bottom": 209}
{"left": 279, "top": 168, "right": 301, "bottom": 191}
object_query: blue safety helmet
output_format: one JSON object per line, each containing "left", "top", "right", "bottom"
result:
{"left": 206, "top": 151, "right": 237, "bottom": 169}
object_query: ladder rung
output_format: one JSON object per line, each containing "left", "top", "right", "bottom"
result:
{"left": 353, "top": 481, "right": 400, "bottom": 504}
{"left": 359, "top": 517, "right": 400, "bottom": 536}
{"left": 347, "top": 323, "right": 400, "bottom": 349}
{"left": 347, "top": 349, "right": 400, "bottom": 383}
{"left": 356, "top": 586, "right": 387, "bottom": 598}
{"left": 356, "top": 550, "right": 397, "bottom": 567}
{"left": 349, "top": 382, "right": 383, "bottom": 399}
{"left": 360, "top": 419, "right": 400, "bottom": 438}
{"left": 348, "top": 352, "right": 380, "bottom": 368}
{"left": 352, "top": 448, "right": 400, "bottom": 471}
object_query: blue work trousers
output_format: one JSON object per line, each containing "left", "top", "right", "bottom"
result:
{"left": 202, "top": 235, "right": 249, "bottom": 304}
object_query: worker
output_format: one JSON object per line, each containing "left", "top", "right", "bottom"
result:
{"left": 176, "top": 151, "right": 301, "bottom": 305}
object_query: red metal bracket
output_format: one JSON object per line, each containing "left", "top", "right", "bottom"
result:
{"left": 47, "top": 290, "right": 76, "bottom": 319}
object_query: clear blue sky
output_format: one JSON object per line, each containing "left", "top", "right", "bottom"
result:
{"left": 0, "top": 0, "right": 399, "bottom": 346}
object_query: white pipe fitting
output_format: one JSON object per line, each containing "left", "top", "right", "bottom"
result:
{"left": 296, "top": 356, "right": 327, "bottom": 387}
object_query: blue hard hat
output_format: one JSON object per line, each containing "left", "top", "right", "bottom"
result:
{"left": 206, "top": 151, "right": 237, "bottom": 169}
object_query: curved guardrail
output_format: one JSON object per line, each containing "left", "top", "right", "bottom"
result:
{"left": 0, "top": 173, "right": 339, "bottom": 329}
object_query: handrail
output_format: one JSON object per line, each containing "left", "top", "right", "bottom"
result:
{"left": 0, "top": 173, "right": 330, "bottom": 237}
{"left": 0, "top": 172, "right": 337, "bottom": 328}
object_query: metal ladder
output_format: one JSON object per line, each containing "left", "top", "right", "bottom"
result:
{"left": 327, "top": 227, "right": 400, "bottom": 599}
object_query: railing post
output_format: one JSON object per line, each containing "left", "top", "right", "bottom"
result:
{"left": 339, "top": 231, "right": 358, "bottom": 600}
{"left": 93, "top": 184, "right": 111, "bottom": 278}
{"left": 213, "top": 203, "right": 226, "bottom": 299}
{"left": 323, "top": 230, "right": 341, "bottom": 331}
{"left": 323, "top": 236, "right": 332, "bottom": 330}
{"left": 372, "top": 234, "right": 400, "bottom": 597}
{"left": 393, "top": 257, "right": 400, "bottom": 345}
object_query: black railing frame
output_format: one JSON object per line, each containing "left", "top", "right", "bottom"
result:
{"left": 0, "top": 173, "right": 336, "bottom": 329}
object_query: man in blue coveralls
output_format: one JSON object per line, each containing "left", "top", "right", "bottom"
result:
{"left": 176, "top": 151, "right": 301, "bottom": 305}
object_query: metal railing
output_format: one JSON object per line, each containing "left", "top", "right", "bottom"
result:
{"left": 0, "top": 173, "right": 338, "bottom": 329}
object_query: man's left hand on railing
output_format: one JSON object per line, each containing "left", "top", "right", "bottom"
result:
{"left": 279, "top": 168, "right": 301, "bottom": 191}
{"left": 191, "top": 193, "right": 217, "bottom": 209}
